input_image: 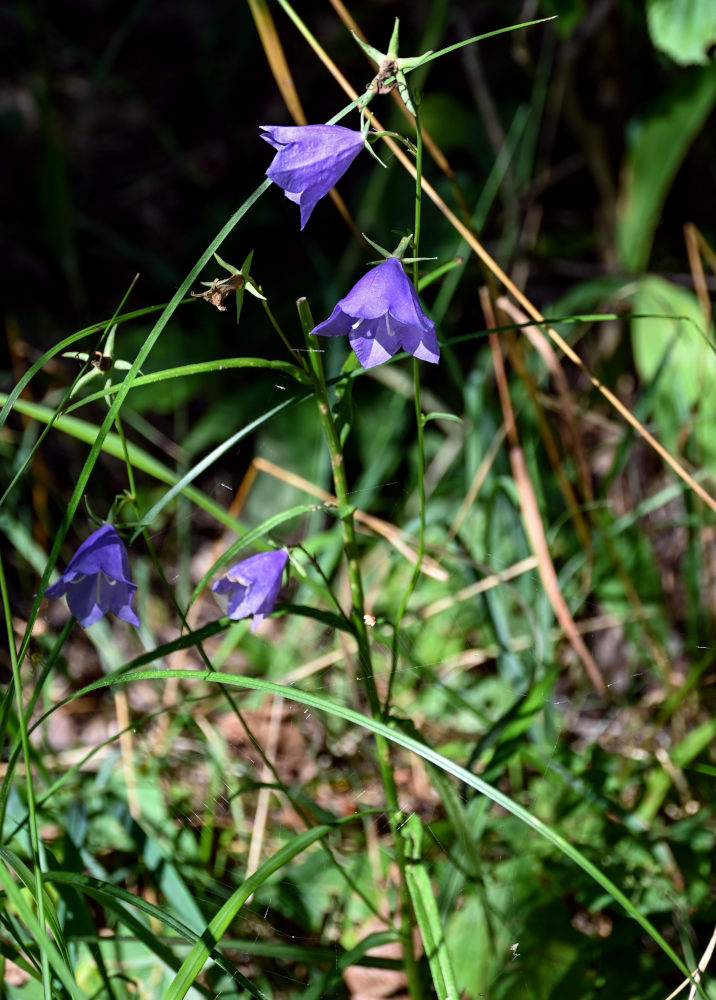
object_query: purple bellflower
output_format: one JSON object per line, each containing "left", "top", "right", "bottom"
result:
{"left": 45, "top": 523, "right": 140, "bottom": 628}
{"left": 310, "top": 256, "right": 440, "bottom": 369}
{"left": 260, "top": 125, "right": 365, "bottom": 229}
{"left": 212, "top": 549, "right": 288, "bottom": 632}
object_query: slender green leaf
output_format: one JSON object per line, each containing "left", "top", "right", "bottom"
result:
{"left": 402, "top": 814, "right": 459, "bottom": 1000}
{"left": 0, "top": 859, "right": 87, "bottom": 1000}
{"left": 163, "top": 824, "right": 335, "bottom": 1000}
{"left": 50, "top": 666, "right": 694, "bottom": 984}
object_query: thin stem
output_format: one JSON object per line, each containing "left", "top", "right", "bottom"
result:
{"left": 113, "top": 411, "right": 137, "bottom": 503}
{"left": 386, "top": 359, "right": 426, "bottom": 712}
{"left": 295, "top": 542, "right": 356, "bottom": 626}
{"left": 296, "top": 296, "right": 424, "bottom": 1000}
{"left": 0, "top": 619, "right": 73, "bottom": 834}
{"left": 412, "top": 99, "right": 424, "bottom": 286}
{"left": 0, "top": 552, "right": 52, "bottom": 998}
{"left": 386, "top": 96, "right": 428, "bottom": 713}
{"left": 297, "top": 304, "right": 376, "bottom": 709}
{"left": 15, "top": 177, "right": 273, "bottom": 678}
{"left": 385, "top": 93, "right": 430, "bottom": 1000}
{"left": 261, "top": 299, "right": 308, "bottom": 370}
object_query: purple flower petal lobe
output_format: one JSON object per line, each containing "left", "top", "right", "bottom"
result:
{"left": 311, "top": 257, "right": 439, "bottom": 368}
{"left": 260, "top": 125, "right": 365, "bottom": 229}
{"left": 45, "top": 524, "right": 139, "bottom": 628}
{"left": 212, "top": 549, "right": 288, "bottom": 632}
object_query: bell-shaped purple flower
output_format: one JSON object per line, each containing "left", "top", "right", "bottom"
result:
{"left": 260, "top": 124, "right": 365, "bottom": 229}
{"left": 45, "top": 524, "right": 140, "bottom": 628}
{"left": 310, "top": 257, "right": 440, "bottom": 369}
{"left": 212, "top": 549, "right": 288, "bottom": 632}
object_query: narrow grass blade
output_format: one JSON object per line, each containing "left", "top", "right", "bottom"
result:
{"left": 402, "top": 813, "right": 459, "bottom": 1000}
{"left": 45, "top": 871, "right": 261, "bottom": 999}
{"left": 0, "top": 848, "right": 70, "bottom": 969}
{"left": 0, "top": 859, "right": 87, "bottom": 1000}
{"left": 60, "top": 666, "right": 695, "bottom": 984}
{"left": 163, "top": 823, "right": 335, "bottom": 1000}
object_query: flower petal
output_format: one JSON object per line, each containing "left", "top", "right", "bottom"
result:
{"left": 309, "top": 303, "right": 354, "bottom": 339}
{"left": 349, "top": 316, "right": 401, "bottom": 369}
{"left": 212, "top": 550, "right": 288, "bottom": 629}
{"left": 260, "top": 125, "right": 365, "bottom": 229}
{"left": 396, "top": 320, "right": 441, "bottom": 365}
{"left": 311, "top": 257, "right": 440, "bottom": 368}
{"left": 45, "top": 524, "right": 139, "bottom": 627}
{"left": 335, "top": 260, "right": 402, "bottom": 320}
{"left": 65, "top": 575, "right": 105, "bottom": 628}
{"left": 102, "top": 574, "right": 140, "bottom": 627}
{"left": 61, "top": 524, "right": 133, "bottom": 583}
{"left": 337, "top": 258, "right": 422, "bottom": 324}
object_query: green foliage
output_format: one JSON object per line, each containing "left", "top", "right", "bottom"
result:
{"left": 616, "top": 63, "right": 716, "bottom": 270}
{"left": 647, "top": 0, "right": 716, "bottom": 66}
{"left": 631, "top": 275, "right": 716, "bottom": 465}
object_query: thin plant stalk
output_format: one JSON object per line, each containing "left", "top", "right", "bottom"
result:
{"left": 114, "top": 413, "right": 137, "bottom": 504}
{"left": 0, "top": 552, "right": 53, "bottom": 998}
{"left": 0, "top": 618, "right": 73, "bottom": 834}
{"left": 297, "top": 296, "right": 424, "bottom": 1000}
{"left": 15, "top": 177, "right": 273, "bottom": 677}
{"left": 386, "top": 96, "right": 428, "bottom": 713}
{"left": 261, "top": 298, "right": 308, "bottom": 370}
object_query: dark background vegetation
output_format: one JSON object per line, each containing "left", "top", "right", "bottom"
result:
{"left": 5, "top": 0, "right": 716, "bottom": 541}
{"left": 4, "top": 1, "right": 713, "bottom": 342}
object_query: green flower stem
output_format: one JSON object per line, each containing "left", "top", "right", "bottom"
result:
{"left": 386, "top": 90, "right": 430, "bottom": 1000}
{"left": 0, "top": 551, "right": 52, "bottom": 999}
{"left": 261, "top": 298, "right": 308, "bottom": 370}
{"left": 296, "top": 297, "right": 424, "bottom": 1000}
{"left": 387, "top": 95, "right": 428, "bottom": 712}
{"left": 386, "top": 358, "right": 426, "bottom": 712}
{"left": 296, "top": 302, "right": 374, "bottom": 694}
{"left": 412, "top": 99, "right": 424, "bottom": 286}
{"left": 113, "top": 412, "right": 137, "bottom": 504}
{"left": 15, "top": 177, "right": 273, "bottom": 677}
{"left": 0, "top": 619, "right": 73, "bottom": 834}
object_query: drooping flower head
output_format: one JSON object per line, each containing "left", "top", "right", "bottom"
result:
{"left": 260, "top": 125, "right": 366, "bottom": 229}
{"left": 212, "top": 549, "right": 288, "bottom": 632}
{"left": 310, "top": 257, "right": 439, "bottom": 369}
{"left": 45, "top": 523, "right": 140, "bottom": 628}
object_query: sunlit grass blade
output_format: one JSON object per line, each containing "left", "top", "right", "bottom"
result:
{"left": 0, "top": 301, "right": 192, "bottom": 435}
{"left": 44, "top": 871, "right": 261, "bottom": 998}
{"left": 0, "top": 848, "right": 70, "bottom": 969}
{"left": 162, "top": 823, "right": 339, "bottom": 1000}
{"left": 133, "top": 392, "right": 302, "bottom": 532}
{"left": 0, "top": 394, "right": 246, "bottom": 533}
{"left": 56, "top": 666, "right": 696, "bottom": 984}
{"left": 401, "top": 814, "right": 459, "bottom": 1000}
{"left": 0, "top": 858, "right": 87, "bottom": 1000}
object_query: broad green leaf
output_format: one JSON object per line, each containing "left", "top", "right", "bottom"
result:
{"left": 647, "top": 0, "right": 716, "bottom": 66}
{"left": 616, "top": 61, "right": 716, "bottom": 270}
{"left": 630, "top": 275, "right": 716, "bottom": 464}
